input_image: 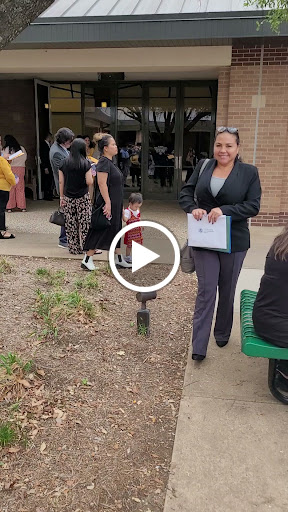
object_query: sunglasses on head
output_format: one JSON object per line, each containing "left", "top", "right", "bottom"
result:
{"left": 217, "top": 126, "right": 239, "bottom": 134}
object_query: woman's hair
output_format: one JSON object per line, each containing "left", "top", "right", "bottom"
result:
{"left": 215, "top": 127, "right": 240, "bottom": 146}
{"left": 55, "top": 127, "right": 75, "bottom": 145}
{"left": 3, "top": 134, "right": 21, "bottom": 153}
{"left": 129, "top": 192, "right": 143, "bottom": 204}
{"left": 66, "top": 138, "right": 88, "bottom": 172}
{"left": 98, "top": 134, "right": 113, "bottom": 155}
{"left": 83, "top": 135, "right": 95, "bottom": 149}
{"left": 272, "top": 226, "right": 288, "bottom": 262}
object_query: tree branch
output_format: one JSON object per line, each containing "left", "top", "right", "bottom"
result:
{"left": 0, "top": 0, "right": 54, "bottom": 50}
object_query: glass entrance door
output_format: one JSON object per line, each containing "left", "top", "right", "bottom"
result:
{"left": 142, "top": 86, "right": 178, "bottom": 199}
{"left": 140, "top": 82, "right": 216, "bottom": 200}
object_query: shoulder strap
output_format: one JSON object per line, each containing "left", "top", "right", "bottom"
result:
{"left": 198, "top": 158, "right": 210, "bottom": 178}
{"left": 194, "top": 158, "right": 210, "bottom": 204}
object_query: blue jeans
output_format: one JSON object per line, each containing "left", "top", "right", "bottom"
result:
{"left": 59, "top": 225, "right": 67, "bottom": 244}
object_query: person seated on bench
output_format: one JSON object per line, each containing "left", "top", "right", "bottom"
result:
{"left": 253, "top": 226, "right": 288, "bottom": 388}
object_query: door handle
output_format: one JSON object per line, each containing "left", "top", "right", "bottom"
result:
{"left": 179, "top": 156, "right": 182, "bottom": 169}
{"left": 174, "top": 156, "right": 179, "bottom": 168}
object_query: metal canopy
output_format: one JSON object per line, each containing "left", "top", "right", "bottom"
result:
{"left": 10, "top": 0, "right": 286, "bottom": 48}
{"left": 40, "top": 0, "right": 262, "bottom": 17}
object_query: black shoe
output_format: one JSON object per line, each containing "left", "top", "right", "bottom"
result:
{"left": 192, "top": 354, "right": 205, "bottom": 361}
{"left": 216, "top": 339, "right": 229, "bottom": 347}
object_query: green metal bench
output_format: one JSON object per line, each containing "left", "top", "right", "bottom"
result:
{"left": 240, "top": 289, "right": 288, "bottom": 404}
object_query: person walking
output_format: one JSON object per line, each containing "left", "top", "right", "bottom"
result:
{"left": 3, "top": 135, "right": 27, "bottom": 212}
{"left": 119, "top": 144, "right": 130, "bottom": 187}
{"left": 50, "top": 127, "right": 74, "bottom": 249}
{"left": 179, "top": 127, "right": 261, "bottom": 361}
{"left": 59, "top": 138, "right": 93, "bottom": 255}
{"left": 40, "top": 131, "right": 54, "bottom": 201}
{"left": 0, "top": 155, "right": 16, "bottom": 239}
{"left": 82, "top": 134, "right": 132, "bottom": 271}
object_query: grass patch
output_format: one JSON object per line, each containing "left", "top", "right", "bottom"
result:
{"left": 75, "top": 271, "right": 99, "bottom": 290}
{"left": 36, "top": 268, "right": 66, "bottom": 286}
{"left": 34, "top": 289, "right": 96, "bottom": 338}
{"left": 0, "top": 353, "right": 34, "bottom": 402}
{"left": 0, "top": 422, "right": 17, "bottom": 447}
{"left": 103, "top": 263, "right": 113, "bottom": 276}
{"left": 0, "top": 257, "right": 12, "bottom": 274}
{"left": 137, "top": 323, "right": 148, "bottom": 336}
{"left": 0, "top": 353, "right": 33, "bottom": 376}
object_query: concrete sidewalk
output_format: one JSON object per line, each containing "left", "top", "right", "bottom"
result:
{"left": 164, "top": 229, "right": 288, "bottom": 512}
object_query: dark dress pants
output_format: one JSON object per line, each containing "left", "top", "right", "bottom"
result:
{"left": 192, "top": 249, "right": 247, "bottom": 356}
{"left": 0, "top": 190, "right": 9, "bottom": 231}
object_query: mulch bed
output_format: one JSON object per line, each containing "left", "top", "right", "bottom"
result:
{"left": 0, "top": 256, "right": 196, "bottom": 512}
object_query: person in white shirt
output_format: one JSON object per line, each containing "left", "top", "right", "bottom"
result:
{"left": 3, "top": 134, "right": 27, "bottom": 212}
{"left": 122, "top": 192, "right": 143, "bottom": 264}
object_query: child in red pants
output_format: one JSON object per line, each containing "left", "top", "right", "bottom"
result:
{"left": 122, "top": 192, "right": 143, "bottom": 264}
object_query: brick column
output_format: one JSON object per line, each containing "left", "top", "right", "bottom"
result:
{"left": 217, "top": 45, "right": 288, "bottom": 226}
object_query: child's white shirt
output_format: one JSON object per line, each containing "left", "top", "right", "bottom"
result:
{"left": 124, "top": 208, "right": 140, "bottom": 221}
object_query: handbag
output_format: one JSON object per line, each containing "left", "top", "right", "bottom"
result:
{"left": 49, "top": 209, "right": 65, "bottom": 227}
{"left": 91, "top": 202, "right": 111, "bottom": 231}
{"left": 180, "top": 242, "right": 195, "bottom": 273}
{"left": 180, "top": 158, "right": 210, "bottom": 274}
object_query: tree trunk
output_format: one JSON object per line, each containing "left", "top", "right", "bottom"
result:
{"left": 0, "top": 0, "right": 54, "bottom": 50}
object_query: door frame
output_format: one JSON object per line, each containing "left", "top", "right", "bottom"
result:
{"left": 34, "top": 79, "right": 52, "bottom": 199}
{"left": 140, "top": 80, "right": 217, "bottom": 200}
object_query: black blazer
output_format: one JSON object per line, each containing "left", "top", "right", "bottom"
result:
{"left": 40, "top": 140, "right": 52, "bottom": 172}
{"left": 253, "top": 248, "right": 288, "bottom": 348}
{"left": 179, "top": 158, "right": 262, "bottom": 252}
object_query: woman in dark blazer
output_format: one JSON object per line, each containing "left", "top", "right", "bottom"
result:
{"left": 179, "top": 127, "right": 261, "bottom": 361}
{"left": 253, "top": 226, "right": 288, "bottom": 391}
{"left": 253, "top": 226, "right": 288, "bottom": 349}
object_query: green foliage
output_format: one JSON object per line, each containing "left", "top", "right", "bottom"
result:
{"left": 35, "top": 289, "right": 95, "bottom": 338}
{"left": 0, "top": 257, "right": 12, "bottom": 274}
{"left": 0, "top": 353, "right": 33, "bottom": 376}
{"left": 0, "top": 423, "right": 16, "bottom": 447}
{"left": 244, "top": 0, "right": 288, "bottom": 32}
{"left": 75, "top": 271, "right": 99, "bottom": 290}
{"left": 137, "top": 323, "right": 148, "bottom": 336}
{"left": 36, "top": 268, "right": 66, "bottom": 286}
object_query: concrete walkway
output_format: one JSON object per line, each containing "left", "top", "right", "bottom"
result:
{"left": 164, "top": 226, "right": 288, "bottom": 512}
{"left": 1, "top": 200, "right": 287, "bottom": 511}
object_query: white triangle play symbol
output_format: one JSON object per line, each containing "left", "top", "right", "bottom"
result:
{"left": 132, "top": 241, "right": 160, "bottom": 273}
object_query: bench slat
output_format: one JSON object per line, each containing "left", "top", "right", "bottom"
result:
{"left": 240, "top": 290, "right": 288, "bottom": 360}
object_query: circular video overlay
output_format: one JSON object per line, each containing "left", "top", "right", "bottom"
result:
{"left": 108, "top": 221, "right": 180, "bottom": 293}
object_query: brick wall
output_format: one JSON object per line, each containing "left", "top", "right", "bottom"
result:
{"left": 217, "top": 44, "right": 288, "bottom": 227}
{"left": 0, "top": 80, "right": 36, "bottom": 171}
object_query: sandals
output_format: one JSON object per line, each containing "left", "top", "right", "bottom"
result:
{"left": 95, "top": 249, "right": 102, "bottom": 255}
{"left": 0, "top": 231, "right": 15, "bottom": 239}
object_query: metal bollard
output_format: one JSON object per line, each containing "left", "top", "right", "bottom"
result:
{"left": 136, "top": 291, "right": 157, "bottom": 335}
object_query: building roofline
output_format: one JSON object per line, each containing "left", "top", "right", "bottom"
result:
{"left": 10, "top": 10, "right": 288, "bottom": 48}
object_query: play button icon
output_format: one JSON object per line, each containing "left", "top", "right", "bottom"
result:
{"left": 109, "top": 220, "right": 180, "bottom": 293}
{"left": 132, "top": 241, "right": 160, "bottom": 273}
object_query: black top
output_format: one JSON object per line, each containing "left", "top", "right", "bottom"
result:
{"left": 40, "top": 140, "right": 52, "bottom": 171}
{"left": 59, "top": 158, "right": 90, "bottom": 198}
{"left": 179, "top": 158, "right": 262, "bottom": 252}
{"left": 253, "top": 248, "right": 288, "bottom": 348}
{"left": 84, "top": 156, "right": 124, "bottom": 252}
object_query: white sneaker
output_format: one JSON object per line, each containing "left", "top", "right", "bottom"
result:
{"left": 81, "top": 255, "right": 96, "bottom": 271}
{"left": 115, "top": 255, "right": 132, "bottom": 268}
{"left": 125, "top": 256, "right": 132, "bottom": 264}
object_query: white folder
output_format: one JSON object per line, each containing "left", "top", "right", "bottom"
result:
{"left": 188, "top": 214, "right": 231, "bottom": 251}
